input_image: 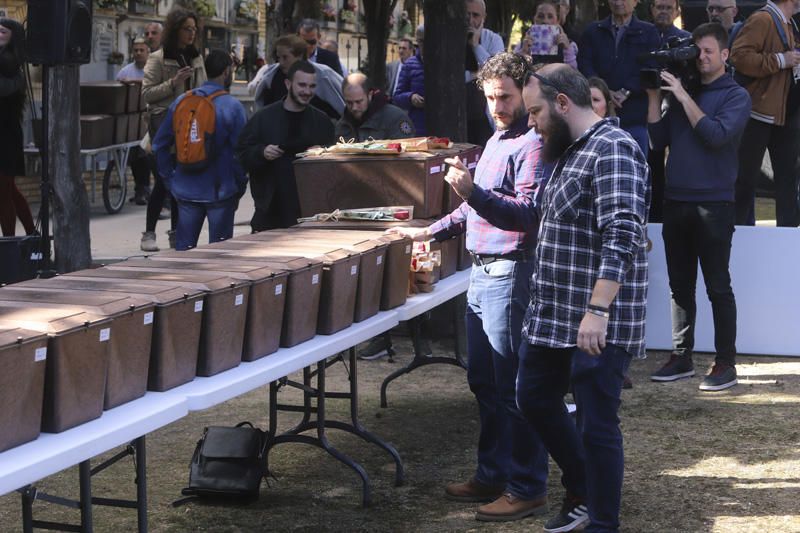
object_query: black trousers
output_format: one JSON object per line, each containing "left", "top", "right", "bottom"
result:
{"left": 129, "top": 146, "right": 151, "bottom": 194}
{"left": 662, "top": 200, "right": 737, "bottom": 364}
{"left": 735, "top": 117, "right": 800, "bottom": 227}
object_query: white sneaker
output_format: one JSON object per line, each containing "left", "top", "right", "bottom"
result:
{"left": 140, "top": 231, "right": 159, "bottom": 252}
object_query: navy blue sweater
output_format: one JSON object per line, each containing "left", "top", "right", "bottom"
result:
{"left": 648, "top": 73, "right": 751, "bottom": 202}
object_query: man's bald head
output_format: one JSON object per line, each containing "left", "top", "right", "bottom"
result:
{"left": 527, "top": 63, "right": 592, "bottom": 109}
{"left": 342, "top": 72, "right": 369, "bottom": 93}
{"left": 342, "top": 73, "right": 372, "bottom": 120}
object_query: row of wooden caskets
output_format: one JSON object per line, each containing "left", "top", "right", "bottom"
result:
{"left": 0, "top": 225, "right": 470, "bottom": 454}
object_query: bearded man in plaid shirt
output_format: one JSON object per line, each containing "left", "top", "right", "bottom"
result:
{"left": 518, "top": 63, "right": 649, "bottom": 532}
{"left": 390, "top": 52, "right": 549, "bottom": 522}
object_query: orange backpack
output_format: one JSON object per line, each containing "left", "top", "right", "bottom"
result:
{"left": 172, "top": 89, "right": 226, "bottom": 171}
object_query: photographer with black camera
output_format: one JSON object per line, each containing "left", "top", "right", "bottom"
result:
{"left": 647, "top": 23, "right": 751, "bottom": 392}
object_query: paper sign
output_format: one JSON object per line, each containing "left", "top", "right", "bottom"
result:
{"left": 144, "top": 312, "right": 154, "bottom": 325}
{"left": 35, "top": 347, "right": 47, "bottom": 362}
{"left": 312, "top": 274, "right": 320, "bottom": 284}
{"left": 194, "top": 300, "right": 204, "bottom": 313}
{"left": 377, "top": 256, "right": 383, "bottom": 265}
{"left": 99, "top": 328, "right": 111, "bottom": 342}
{"left": 350, "top": 265, "right": 358, "bottom": 275}
{"left": 430, "top": 165, "right": 441, "bottom": 174}
{"left": 235, "top": 294, "right": 244, "bottom": 306}
{"left": 275, "top": 284, "right": 283, "bottom": 295}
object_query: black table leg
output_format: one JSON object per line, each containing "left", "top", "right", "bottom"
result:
{"left": 380, "top": 299, "right": 467, "bottom": 408}
{"left": 17, "top": 437, "right": 147, "bottom": 532}
{"left": 266, "top": 350, "right": 408, "bottom": 505}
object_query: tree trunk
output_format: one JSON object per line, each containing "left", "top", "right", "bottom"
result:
{"left": 46, "top": 65, "right": 91, "bottom": 272}
{"left": 423, "top": 0, "right": 467, "bottom": 141}
{"left": 363, "top": 0, "right": 397, "bottom": 91}
{"left": 485, "top": 0, "right": 515, "bottom": 49}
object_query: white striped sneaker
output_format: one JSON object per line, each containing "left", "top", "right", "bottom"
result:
{"left": 544, "top": 496, "right": 589, "bottom": 532}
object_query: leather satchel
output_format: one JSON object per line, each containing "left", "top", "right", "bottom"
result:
{"left": 179, "top": 422, "right": 269, "bottom": 502}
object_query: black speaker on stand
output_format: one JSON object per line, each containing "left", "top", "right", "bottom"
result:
{"left": 25, "top": 0, "right": 92, "bottom": 278}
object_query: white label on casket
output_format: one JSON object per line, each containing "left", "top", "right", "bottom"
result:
{"left": 194, "top": 300, "right": 204, "bottom": 313}
{"left": 405, "top": 245, "right": 411, "bottom": 254}
{"left": 275, "top": 284, "right": 283, "bottom": 295}
{"left": 467, "top": 162, "right": 477, "bottom": 170}
{"left": 377, "top": 256, "right": 383, "bottom": 265}
{"left": 312, "top": 274, "right": 319, "bottom": 285}
{"left": 35, "top": 347, "right": 47, "bottom": 362}
{"left": 350, "top": 265, "right": 358, "bottom": 275}
{"left": 99, "top": 328, "right": 111, "bottom": 342}
{"left": 235, "top": 294, "right": 244, "bottom": 306}
{"left": 143, "top": 312, "right": 154, "bottom": 325}
{"left": 430, "top": 165, "right": 441, "bottom": 174}
{"left": 30, "top": 252, "right": 43, "bottom": 261}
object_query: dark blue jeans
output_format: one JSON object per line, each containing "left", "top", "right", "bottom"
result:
{"left": 517, "top": 341, "right": 631, "bottom": 532}
{"left": 175, "top": 197, "right": 237, "bottom": 251}
{"left": 662, "top": 200, "right": 737, "bottom": 364}
{"left": 466, "top": 259, "right": 548, "bottom": 500}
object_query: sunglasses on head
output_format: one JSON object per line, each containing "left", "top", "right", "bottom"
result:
{"left": 525, "top": 70, "right": 566, "bottom": 95}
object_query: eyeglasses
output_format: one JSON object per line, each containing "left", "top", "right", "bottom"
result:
{"left": 706, "top": 5, "right": 733, "bottom": 13}
{"left": 526, "top": 70, "right": 566, "bottom": 95}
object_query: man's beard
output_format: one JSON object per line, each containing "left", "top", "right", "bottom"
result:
{"left": 494, "top": 104, "right": 526, "bottom": 131}
{"left": 288, "top": 85, "right": 310, "bottom": 109}
{"left": 541, "top": 111, "right": 573, "bottom": 163}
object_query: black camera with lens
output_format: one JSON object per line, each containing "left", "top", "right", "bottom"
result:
{"left": 640, "top": 36, "right": 701, "bottom": 94}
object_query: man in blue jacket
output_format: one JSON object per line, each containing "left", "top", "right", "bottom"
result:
{"left": 394, "top": 25, "right": 427, "bottom": 135}
{"left": 578, "top": 0, "right": 660, "bottom": 156}
{"left": 153, "top": 50, "right": 247, "bottom": 251}
{"left": 647, "top": 23, "right": 751, "bottom": 391}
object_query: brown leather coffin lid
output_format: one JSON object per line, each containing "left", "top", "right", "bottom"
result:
{"left": 13, "top": 277, "right": 204, "bottom": 306}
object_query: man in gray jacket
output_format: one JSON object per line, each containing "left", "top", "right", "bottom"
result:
{"left": 335, "top": 73, "right": 415, "bottom": 141}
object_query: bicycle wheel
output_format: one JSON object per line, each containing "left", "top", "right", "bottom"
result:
{"left": 102, "top": 159, "right": 127, "bottom": 214}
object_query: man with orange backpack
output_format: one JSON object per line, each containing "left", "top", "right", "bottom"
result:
{"left": 152, "top": 49, "right": 247, "bottom": 251}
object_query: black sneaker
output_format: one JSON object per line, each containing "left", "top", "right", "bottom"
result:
{"left": 544, "top": 496, "right": 589, "bottom": 532}
{"left": 650, "top": 353, "right": 695, "bottom": 382}
{"left": 358, "top": 334, "right": 394, "bottom": 361}
{"left": 699, "top": 362, "right": 737, "bottom": 391}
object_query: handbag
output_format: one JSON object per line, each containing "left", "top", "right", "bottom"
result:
{"left": 178, "top": 421, "right": 269, "bottom": 503}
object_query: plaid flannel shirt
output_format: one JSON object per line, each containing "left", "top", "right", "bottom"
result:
{"left": 428, "top": 117, "right": 542, "bottom": 255}
{"left": 522, "top": 118, "right": 650, "bottom": 358}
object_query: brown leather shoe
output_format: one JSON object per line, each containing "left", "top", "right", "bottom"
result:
{"left": 444, "top": 477, "right": 505, "bottom": 503}
{"left": 475, "top": 492, "right": 549, "bottom": 522}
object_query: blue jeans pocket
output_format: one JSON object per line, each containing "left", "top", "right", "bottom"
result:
{"left": 571, "top": 348, "right": 603, "bottom": 380}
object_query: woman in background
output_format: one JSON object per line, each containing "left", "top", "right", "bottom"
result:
{"left": 141, "top": 7, "right": 207, "bottom": 252}
{"left": 0, "top": 18, "right": 36, "bottom": 237}
{"left": 588, "top": 76, "right": 616, "bottom": 118}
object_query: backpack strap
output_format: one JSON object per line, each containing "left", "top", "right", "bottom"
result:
{"left": 761, "top": 4, "right": 791, "bottom": 51}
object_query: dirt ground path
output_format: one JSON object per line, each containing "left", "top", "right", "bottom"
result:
{"left": 1, "top": 336, "right": 799, "bottom": 532}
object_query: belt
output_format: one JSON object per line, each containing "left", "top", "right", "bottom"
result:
{"left": 470, "top": 250, "right": 529, "bottom": 266}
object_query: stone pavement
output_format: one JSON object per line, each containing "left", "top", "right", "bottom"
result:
{"left": 13, "top": 189, "right": 256, "bottom": 265}
{"left": 86, "top": 191, "right": 256, "bottom": 263}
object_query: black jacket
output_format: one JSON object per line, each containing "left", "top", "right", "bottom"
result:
{"left": 0, "top": 48, "right": 26, "bottom": 177}
{"left": 236, "top": 101, "right": 335, "bottom": 230}
{"left": 314, "top": 47, "right": 343, "bottom": 76}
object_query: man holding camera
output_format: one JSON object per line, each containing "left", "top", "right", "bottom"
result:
{"left": 647, "top": 23, "right": 750, "bottom": 391}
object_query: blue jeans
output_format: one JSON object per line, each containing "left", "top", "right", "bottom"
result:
{"left": 517, "top": 342, "right": 631, "bottom": 532}
{"left": 175, "top": 197, "right": 237, "bottom": 251}
{"left": 466, "top": 259, "right": 548, "bottom": 500}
